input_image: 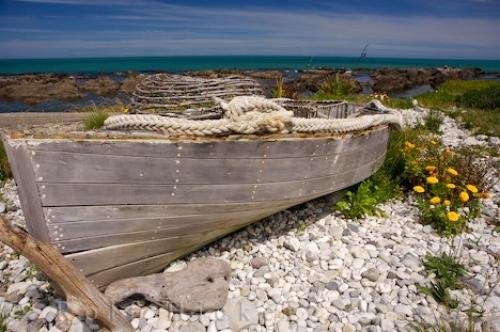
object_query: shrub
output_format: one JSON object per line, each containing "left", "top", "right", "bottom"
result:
{"left": 0, "top": 141, "right": 12, "bottom": 181}
{"left": 335, "top": 171, "right": 401, "bottom": 219}
{"left": 456, "top": 86, "right": 500, "bottom": 110}
{"left": 84, "top": 111, "right": 109, "bottom": 130}
{"left": 403, "top": 139, "right": 486, "bottom": 236}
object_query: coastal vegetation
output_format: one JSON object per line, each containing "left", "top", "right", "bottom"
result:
{"left": 0, "top": 141, "right": 11, "bottom": 182}
{"left": 420, "top": 253, "right": 466, "bottom": 308}
{"left": 272, "top": 76, "right": 286, "bottom": 98}
{"left": 84, "top": 110, "right": 109, "bottom": 130}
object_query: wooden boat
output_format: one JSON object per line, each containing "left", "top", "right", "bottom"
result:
{"left": 1, "top": 75, "right": 398, "bottom": 288}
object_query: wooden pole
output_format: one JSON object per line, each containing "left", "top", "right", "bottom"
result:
{"left": 0, "top": 216, "right": 133, "bottom": 331}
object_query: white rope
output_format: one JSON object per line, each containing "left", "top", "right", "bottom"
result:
{"left": 104, "top": 96, "right": 403, "bottom": 136}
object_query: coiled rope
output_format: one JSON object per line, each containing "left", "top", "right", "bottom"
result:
{"left": 104, "top": 96, "right": 402, "bottom": 136}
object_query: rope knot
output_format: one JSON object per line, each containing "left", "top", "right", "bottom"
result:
{"left": 213, "top": 95, "right": 293, "bottom": 134}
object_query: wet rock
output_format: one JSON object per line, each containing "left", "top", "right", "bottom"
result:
{"left": 0, "top": 74, "right": 79, "bottom": 104}
{"left": 80, "top": 76, "right": 119, "bottom": 96}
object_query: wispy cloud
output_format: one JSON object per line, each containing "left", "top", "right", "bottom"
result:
{"left": 1, "top": 0, "right": 499, "bottom": 58}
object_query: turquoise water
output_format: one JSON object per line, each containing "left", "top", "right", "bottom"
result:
{"left": 0, "top": 56, "right": 499, "bottom": 74}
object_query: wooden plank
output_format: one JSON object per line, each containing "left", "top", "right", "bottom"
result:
{"left": 1, "top": 135, "right": 50, "bottom": 241}
{"left": 48, "top": 203, "right": 290, "bottom": 242}
{"left": 28, "top": 126, "right": 387, "bottom": 159}
{"left": 52, "top": 204, "right": 292, "bottom": 252}
{"left": 38, "top": 156, "right": 384, "bottom": 207}
{"left": 87, "top": 222, "right": 249, "bottom": 288}
{"left": 66, "top": 230, "right": 223, "bottom": 275}
{"left": 32, "top": 141, "right": 386, "bottom": 185}
{"left": 45, "top": 200, "right": 297, "bottom": 223}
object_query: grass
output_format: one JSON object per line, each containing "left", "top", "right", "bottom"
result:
{"left": 416, "top": 80, "right": 500, "bottom": 136}
{"left": 0, "top": 141, "right": 12, "bottom": 181}
{"left": 273, "top": 76, "right": 285, "bottom": 98}
{"left": 417, "top": 80, "right": 500, "bottom": 110}
{"left": 314, "top": 73, "right": 358, "bottom": 100}
{"left": 0, "top": 314, "right": 5, "bottom": 332}
{"left": 420, "top": 254, "right": 466, "bottom": 308}
{"left": 419, "top": 110, "right": 443, "bottom": 134}
{"left": 84, "top": 111, "right": 109, "bottom": 130}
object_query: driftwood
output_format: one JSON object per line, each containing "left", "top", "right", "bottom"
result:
{"left": 105, "top": 258, "right": 231, "bottom": 313}
{"left": 0, "top": 216, "right": 133, "bottom": 331}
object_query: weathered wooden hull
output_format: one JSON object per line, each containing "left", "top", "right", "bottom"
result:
{"left": 2, "top": 127, "right": 389, "bottom": 287}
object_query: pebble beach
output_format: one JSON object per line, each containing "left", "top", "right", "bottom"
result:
{"left": 0, "top": 109, "right": 499, "bottom": 332}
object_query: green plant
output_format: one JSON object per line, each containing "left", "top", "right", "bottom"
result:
{"left": 84, "top": 111, "right": 109, "bottom": 130}
{"left": 0, "top": 141, "right": 12, "bottom": 181}
{"left": 14, "top": 305, "right": 31, "bottom": 318}
{"left": 0, "top": 313, "right": 6, "bottom": 332}
{"left": 420, "top": 254, "right": 466, "bottom": 308}
{"left": 316, "top": 73, "right": 356, "bottom": 99}
{"left": 456, "top": 86, "right": 500, "bottom": 110}
{"left": 335, "top": 171, "right": 401, "bottom": 219}
{"left": 420, "top": 110, "right": 443, "bottom": 134}
{"left": 273, "top": 76, "right": 285, "bottom": 98}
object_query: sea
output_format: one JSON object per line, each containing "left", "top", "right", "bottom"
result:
{"left": 1, "top": 56, "right": 500, "bottom": 75}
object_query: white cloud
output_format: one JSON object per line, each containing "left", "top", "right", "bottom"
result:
{"left": 1, "top": 1, "right": 499, "bottom": 59}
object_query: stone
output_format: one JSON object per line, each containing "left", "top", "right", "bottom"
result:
{"left": 282, "top": 306, "right": 296, "bottom": 316}
{"left": 402, "top": 253, "right": 420, "bottom": 269}
{"left": 326, "top": 280, "right": 339, "bottom": 291}
{"left": 381, "top": 319, "right": 395, "bottom": 330}
{"left": 350, "top": 246, "right": 370, "bottom": 259}
{"left": 68, "top": 317, "right": 91, "bottom": 332}
{"left": 55, "top": 311, "right": 75, "bottom": 331}
{"left": 250, "top": 257, "right": 268, "bottom": 269}
{"left": 40, "top": 306, "right": 58, "bottom": 323}
{"left": 0, "top": 202, "right": 5, "bottom": 214}
{"left": 125, "top": 304, "right": 142, "bottom": 318}
{"left": 178, "top": 321, "right": 205, "bottom": 332}
{"left": 361, "top": 268, "right": 380, "bottom": 282}
{"left": 223, "top": 298, "right": 258, "bottom": 331}
{"left": 284, "top": 238, "right": 301, "bottom": 252}
{"left": 105, "top": 258, "right": 231, "bottom": 313}
{"left": 216, "top": 314, "right": 230, "bottom": 330}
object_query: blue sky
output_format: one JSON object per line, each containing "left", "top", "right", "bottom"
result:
{"left": 0, "top": 0, "right": 499, "bottom": 59}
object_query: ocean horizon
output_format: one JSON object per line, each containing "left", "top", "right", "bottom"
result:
{"left": 1, "top": 56, "right": 499, "bottom": 75}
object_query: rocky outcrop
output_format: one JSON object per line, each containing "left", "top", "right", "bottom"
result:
{"left": 80, "top": 75, "right": 119, "bottom": 95}
{"left": 372, "top": 67, "right": 482, "bottom": 94}
{"left": 0, "top": 74, "right": 79, "bottom": 104}
{"left": 284, "top": 69, "right": 362, "bottom": 98}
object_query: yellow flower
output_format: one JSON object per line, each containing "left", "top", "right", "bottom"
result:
{"left": 443, "top": 199, "right": 451, "bottom": 206}
{"left": 446, "top": 167, "right": 458, "bottom": 176}
{"left": 446, "top": 183, "right": 456, "bottom": 189}
{"left": 431, "top": 140, "right": 438, "bottom": 145}
{"left": 466, "top": 184, "right": 478, "bottom": 193}
{"left": 123, "top": 107, "right": 129, "bottom": 113}
{"left": 425, "top": 166, "right": 436, "bottom": 173}
{"left": 459, "top": 191, "right": 470, "bottom": 203}
{"left": 447, "top": 211, "right": 460, "bottom": 222}
{"left": 413, "top": 186, "right": 425, "bottom": 193}
{"left": 404, "top": 141, "right": 416, "bottom": 149}
{"left": 430, "top": 197, "right": 441, "bottom": 205}
{"left": 426, "top": 176, "right": 439, "bottom": 185}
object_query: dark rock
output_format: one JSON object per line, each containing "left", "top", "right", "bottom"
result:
{"left": 282, "top": 306, "right": 296, "bottom": 316}
{"left": 0, "top": 74, "right": 79, "bottom": 104}
{"left": 80, "top": 76, "right": 119, "bottom": 96}
{"left": 325, "top": 280, "right": 339, "bottom": 291}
